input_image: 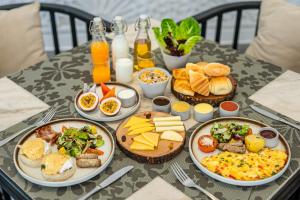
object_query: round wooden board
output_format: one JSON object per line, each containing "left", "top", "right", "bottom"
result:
{"left": 116, "top": 111, "right": 186, "bottom": 164}
{"left": 171, "top": 76, "right": 237, "bottom": 106}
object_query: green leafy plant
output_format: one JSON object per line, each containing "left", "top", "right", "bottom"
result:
{"left": 153, "top": 17, "right": 202, "bottom": 56}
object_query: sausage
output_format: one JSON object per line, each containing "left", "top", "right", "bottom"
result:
{"left": 218, "top": 142, "right": 246, "bottom": 154}
{"left": 76, "top": 153, "right": 98, "bottom": 159}
{"left": 76, "top": 158, "right": 101, "bottom": 168}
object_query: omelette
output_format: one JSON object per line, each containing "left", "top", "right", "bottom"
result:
{"left": 201, "top": 148, "right": 287, "bottom": 181}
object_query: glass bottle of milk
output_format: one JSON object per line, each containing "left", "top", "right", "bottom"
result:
{"left": 111, "top": 16, "right": 129, "bottom": 70}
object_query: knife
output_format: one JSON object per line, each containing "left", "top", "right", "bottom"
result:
{"left": 78, "top": 165, "right": 134, "bottom": 200}
{"left": 250, "top": 105, "right": 300, "bottom": 131}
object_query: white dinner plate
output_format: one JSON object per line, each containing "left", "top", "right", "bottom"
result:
{"left": 189, "top": 117, "right": 291, "bottom": 186}
{"left": 74, "top": 82, "right": 140, "bottom": 122}
{"left": 14, "top": 118, "right": 115, "bottom": 187}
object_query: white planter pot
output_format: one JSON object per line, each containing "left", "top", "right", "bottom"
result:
{"left": 161, "top": 49, "right": 191, "bottom": 71}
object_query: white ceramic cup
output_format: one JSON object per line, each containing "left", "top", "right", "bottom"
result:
{"left": 219, "top": 101, "right": 240, "bottom": 117}
{"left": 259, "top": 127, "right": 279, "bottom": 148}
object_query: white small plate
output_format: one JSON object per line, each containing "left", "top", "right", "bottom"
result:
{"left": 74, "top": 82, "right": 140, "bottom": 122}
{"left": 14, "top": 118, "right": 115, "bottom": 187}
{"left": 189, "top": 117, "right": 291, "bottom": 186}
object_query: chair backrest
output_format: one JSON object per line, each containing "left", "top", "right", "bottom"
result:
{"left": 0, "top": 3, "right": 112, "bottom": 54}
{"left": 189, "top": 1, "right": 261, "bottom": 49}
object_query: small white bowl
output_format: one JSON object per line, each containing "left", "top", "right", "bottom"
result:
{"left": 194, "top": 103, "right": 214, "bottom": 122}
{"left": 117, "top": 89, "right": 137, "bottom": 108}
{"left": 259, "top": 127, "right": 279, "bottom": 148}
{"left": 219, "top": 101, "right": 239, "bottom": 117}
{"left": 171, "top": 101, "right": 191, "bottom": 121}
{"left": 152, "top": 96, "right": 171, "bottom": 113}
{"left": 161, "top": 49, "right": 191, "bottom": 71}
{"left": 137, "top": 67, "right": 170, "bottom": 99}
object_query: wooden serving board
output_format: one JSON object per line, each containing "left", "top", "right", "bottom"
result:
{"left": 171, "top": 76, "right": 237, "bottom": 106}
{"left": 116, "top": 111, "right": 186, "bottom": 164}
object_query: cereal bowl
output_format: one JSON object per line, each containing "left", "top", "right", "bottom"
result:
{"left": 137, "top": 67, "right": 170, "bottom": 98}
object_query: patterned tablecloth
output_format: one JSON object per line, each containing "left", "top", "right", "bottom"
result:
{"left": 0, "top": 40, "right": 299, "bottom": 200}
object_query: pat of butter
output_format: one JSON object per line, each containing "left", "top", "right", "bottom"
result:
{"left": 194, "top": 103, "right": 213, "bottom": 114}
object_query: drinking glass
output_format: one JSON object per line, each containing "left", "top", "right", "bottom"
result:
{"left": 137, "top": 51, "right": 155, "bottom": 70}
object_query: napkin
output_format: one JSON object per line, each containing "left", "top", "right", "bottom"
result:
{"left": 107, "top": 18, "right": 161, "bottom": 50}
{"left": 0, "top": 77, "right": 49, "bottom": 132}
{"left": 126, "top": 177, "right": 192, "bottom": 200}
{"left": 249, "top": 70, "right": 300, "bottom": 122}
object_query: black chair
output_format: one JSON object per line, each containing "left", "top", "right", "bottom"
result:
{"left": 189, "top": 1, "right": 261, "bottom": 49}
{"left": 0, "top": 3, "right": 112, "bottom": 54}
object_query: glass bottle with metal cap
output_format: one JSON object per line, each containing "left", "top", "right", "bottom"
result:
{"left": 134, "top": 15, "right": 152, "bottom": 69}
{"left": 89, "top": 17, "right": 110, "bottom": 83}
{"left": 111, "top": 16, "right": 129, "bottom": 70}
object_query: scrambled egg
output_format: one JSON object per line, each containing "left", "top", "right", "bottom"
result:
{"left": 201, "top": 148, "right": 287, "bottom": 181}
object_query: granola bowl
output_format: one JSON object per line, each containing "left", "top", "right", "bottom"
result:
{"left": 137, "top": 67, "right": 170, "bottom": 99}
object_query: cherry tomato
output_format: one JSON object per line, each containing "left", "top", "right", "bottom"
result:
{"left": 198, "top": 135, "right": 218, "bottom": 153}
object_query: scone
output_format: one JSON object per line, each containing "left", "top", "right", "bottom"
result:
{"left": 209, "top": 77, "right": 233, "bottom": 95}
{"left": 173, "top": 68, "right": 188, "bottom": 80}
{"left": 189, "top": 70, "right": 210, "bottom": 96}
{"left": 204, "top": 63, "right": 230, "bottom": 77}
{"left": 174, "top": 79, "right": 195, "bottom": 96}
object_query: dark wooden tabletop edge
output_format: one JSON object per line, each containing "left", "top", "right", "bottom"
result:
{"left": 0, "top": 169, "right": 32, "bottom": 200}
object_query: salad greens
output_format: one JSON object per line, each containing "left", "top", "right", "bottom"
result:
{"left": 153, "top": 17, "right": 202, "bottom": 56}
{"left": 56, "top": 126, "right": 104, "bottom": 157}
{"left": 210, "top": 122, "right": 250, "bottom": 143}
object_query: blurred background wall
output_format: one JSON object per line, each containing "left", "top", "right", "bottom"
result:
{"left": 1, "top": 0, "right": 260, "bottom": 52}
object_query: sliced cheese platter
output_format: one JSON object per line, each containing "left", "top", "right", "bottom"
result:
{"left": 116, "top": 112, "right": 186, "bottom": 164}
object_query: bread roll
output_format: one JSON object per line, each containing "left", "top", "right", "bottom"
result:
{"left": 204, "top": 63, "right": 230, "bottom": 77}
{"left": 174, "top": 79, "right": 195, "bottom": 96}
{"left": 209, "top": 77, "right": 232, "bottom": 95}
{"left": 186, "top": 63, "right": 205, "bottom": 74}
{"left": 189, "top": 70, "right": 210, "bottom": 96}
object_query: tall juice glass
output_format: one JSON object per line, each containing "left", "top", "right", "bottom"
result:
{"left": 90, "top": 17, "right": 110, "bottom": 83}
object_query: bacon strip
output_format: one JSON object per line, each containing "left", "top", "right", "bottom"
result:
{"left": 35, "top": 125, "right": 59, "bottom": 145}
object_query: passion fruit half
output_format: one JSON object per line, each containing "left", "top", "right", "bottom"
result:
{"left": 78, "top": 92, "right": 99, "bottom": 111}
{"left": 99, "top": 97, "right": 121, "bottom": 116}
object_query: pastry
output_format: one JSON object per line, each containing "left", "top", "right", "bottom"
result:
{"left": 203, "top": 63, "right": 230, "bottom": 77}
{"left": 186, "top": 63, "right": 205, "bottom": 74}
{"left": 209, "top": 77, "right": 233, "bottom": 95}
{"left": 174, "top": 79, "right": 195, "bottom": 96}
{"left": 196, "top": 62, "right": 209, "bottom": 68}
{"left": 173, "top": 68, "right": 188, "bottom": 80}
{"left": 189, "top": 70, "right": 210, "bottom": 96}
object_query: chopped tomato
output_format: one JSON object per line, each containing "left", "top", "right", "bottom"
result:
{"left": 101, "top": 83, "right": 111, "bottom": 96}
{"left": 86, "top": 148, "right": 104, "bottom": 155}
{"left": 198, "top": 135, "right": 218, "bottom": 153}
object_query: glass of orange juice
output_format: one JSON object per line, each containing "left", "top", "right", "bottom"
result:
{"left": 137, "top": 51, "right": 155, "bottom": 70}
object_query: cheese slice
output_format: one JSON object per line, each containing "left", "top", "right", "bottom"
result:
{"left": 161, "top": 131, "right": 183, "bottom": 142}
{"left": 127, "top": 126, "right": 155, "bottom": 136}
{"left": 130, "top": 141, "right": 154, "bottom": 150}
{"left": 128, "top": 123, "right": 154, "bottom": 131}
{"left": 156, "top": 126, "right": 185, "bottom": 132}
{"left": 141, "top": 132, "right": 160, "bottom": 147}
{"left": 153, "top": 116, "right": 181, "bottom": 122}
{"left": 154, "top": 121, "right": 183, "bottom": 127}
{"left": 133, "top": 135, "right": 155, "bottom": 147}
{"left": 125, "top": 116, "right": 150, "bottom": 128}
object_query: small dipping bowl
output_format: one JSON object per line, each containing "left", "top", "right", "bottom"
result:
{"left": 259, "top": 127, "right": 279, "bottom": 148}
{"left": 194, "top": 103, "right": 214, "bottom": 122}
{"left": 171, "top": 101, "right": 191, "bottom": 121}
{"left": 152, "top": 96, "right": 171, "bottom": 113}
{"left": 117, "top": 89, "right": 137, "bottom": 108}
{"left": 219, "top": 101, "right": 239, "bottom": 117}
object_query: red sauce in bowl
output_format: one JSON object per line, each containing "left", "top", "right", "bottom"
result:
{"left": 220, "top": 101, "right": 238, "bottom": 111}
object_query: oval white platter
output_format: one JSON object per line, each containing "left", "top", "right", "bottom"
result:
{"left": 74, "top": 82, "right": 140, "bottom": 122}
{"left": 14, "top": 118, "right": 115, "bottom": 187}
{"left": 189, "top": 117, "right": 291, "bottom": 186}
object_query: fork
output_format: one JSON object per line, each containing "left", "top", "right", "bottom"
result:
{"left": 171, "top": 162, "right": 219, "bottom": 200}
{"left": 0, "top": 107, "right": 57, "bottom": 147}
